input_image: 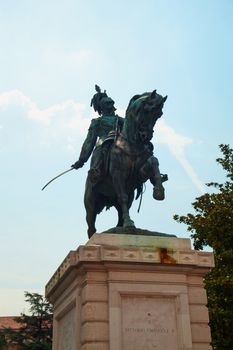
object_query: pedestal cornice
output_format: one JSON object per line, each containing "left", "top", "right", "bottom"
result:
{"left": 45, "top": 233, "right": 214, "bottom": 299}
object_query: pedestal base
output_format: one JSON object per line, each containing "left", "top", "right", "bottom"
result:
{"left": 46, "top": 233, "right": 214, "bottom": 350}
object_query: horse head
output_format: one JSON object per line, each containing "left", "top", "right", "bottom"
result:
{"left": 123, "top": 90, "right": 167, "bottom": 144}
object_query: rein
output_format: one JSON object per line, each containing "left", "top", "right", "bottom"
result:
{"left": 137, "top": 183, "right": 146, "bottom": 213}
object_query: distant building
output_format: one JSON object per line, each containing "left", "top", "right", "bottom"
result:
{"left": 0, "top": 317, "right": 21, "bottom": 350}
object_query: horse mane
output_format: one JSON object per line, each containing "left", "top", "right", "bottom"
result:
{"left": 122, "top": 92, "right": 151, "bottom": 144}
{"left": 125, "top": 92, "right": 150, "bottom": 115}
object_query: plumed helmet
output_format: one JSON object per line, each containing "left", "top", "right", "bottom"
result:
{"left": 90, "top": 85, "right": 115, "bottom": 115}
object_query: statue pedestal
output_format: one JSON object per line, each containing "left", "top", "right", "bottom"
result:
{"left": 46, "top": 233, "right": 214, "bottom": 350}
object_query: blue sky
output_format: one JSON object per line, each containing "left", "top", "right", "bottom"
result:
{"left": 1, "top": 0, "right": 233, "bottom": 315}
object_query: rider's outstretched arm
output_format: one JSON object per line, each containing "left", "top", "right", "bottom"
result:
{"left": 72, "top": 119, "right": 98, "bottom": 169}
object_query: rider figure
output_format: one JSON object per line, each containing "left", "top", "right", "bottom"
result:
{"left": 72, "top": 85, "right": 124, "bottom": 183}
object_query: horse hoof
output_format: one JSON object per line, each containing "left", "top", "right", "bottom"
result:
{"left": 123, "top": 219, "right": 135, "bottom": 228}
{"left": 88, "top": 228, "right": 96, "bottom": 239}
{"left": 153, "top": 185, "right": 165, "bottom": 200}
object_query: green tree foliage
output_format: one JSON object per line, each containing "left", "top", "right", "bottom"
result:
{"left": 1, "top": 292, "right": 53, "bottom": 350}
{"left": 174, "top": 144, "right": 233, "bottom": 350}
{"left": 0, "top": 335, "right": 6, "bottom": 348}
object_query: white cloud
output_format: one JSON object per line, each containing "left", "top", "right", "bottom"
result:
{"left": 156, "top": 120, "right": 206, "bottom": 193}
{"left": 0, "top": 90, "right": 205, "bottom": 191}
{"left": 0, "top": 89, "right": 87, "bottom": 126}
{"left": 0, "top": 90, "right": 91, "bottom": 153}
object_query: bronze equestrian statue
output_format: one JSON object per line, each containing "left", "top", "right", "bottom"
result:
{"left": 72, "top": 86, "right": 168, "bottom": 238}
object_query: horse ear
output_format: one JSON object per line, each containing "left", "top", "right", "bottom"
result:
{"left": 163, "top": 95, "right": 168, "bottom": 103}
{"left": 151, "top": 90, "right": 157, "bottom": 98}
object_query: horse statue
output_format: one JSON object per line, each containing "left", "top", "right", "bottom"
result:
{"left": 84, "top": 90, "right": 168, "bottom": 238}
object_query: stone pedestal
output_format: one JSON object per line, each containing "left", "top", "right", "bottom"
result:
{"left": 46, "top": 233, "right": 214, "bottom": 350}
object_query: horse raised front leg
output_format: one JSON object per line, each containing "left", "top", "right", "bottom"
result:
{"left": 150, "top": 156, "right": 165, "bottom": 200}
{"left": 140, "top": 156, "right": 165, "bottom": 201}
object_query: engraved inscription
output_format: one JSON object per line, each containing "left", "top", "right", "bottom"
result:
{"left": 122, "top": 296, "right": 178, "bottom": 350}
{"left": 125, "top": 327, "right": 169, "bottom": 333}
